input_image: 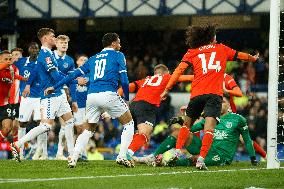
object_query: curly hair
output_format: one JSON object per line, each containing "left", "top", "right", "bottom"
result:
{"left": 185, "top": 23, "right": 217, "bottom": 49}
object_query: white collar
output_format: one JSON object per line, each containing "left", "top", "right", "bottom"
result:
{"left": 26, "top": 57, "right": 30, "bottom": 63}
{"left": 102, "top": 48, "right": 114, "bottom": 52}
{"left": 53, "top": 50, "right": 66, "bottom": 60}
{"left": 41, "top": 46, "right": 53, "bottom": 54}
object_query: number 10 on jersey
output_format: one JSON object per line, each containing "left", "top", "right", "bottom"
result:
{"left": 94, "top": 59, "right": 106, "bottom": 79}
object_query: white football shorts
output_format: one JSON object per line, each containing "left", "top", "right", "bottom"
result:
{"left": 86, "top": 91, "right": 129, "bottom": 123}
{"left": 18, "top": 97, "right": 41, "bottom": 122}
{"left": 41, "top": 94, "right": 72, "bottom": 120}
{"left": 73, "top": 108, "right": 86, "bottom": 125}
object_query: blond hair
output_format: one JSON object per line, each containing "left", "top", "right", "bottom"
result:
{"left": 56, "top": 35, "right": 70, "bottom": 41}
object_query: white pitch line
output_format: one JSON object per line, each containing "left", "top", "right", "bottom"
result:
{"left": 0, "top": 167, "right": 283, "bottom": 184}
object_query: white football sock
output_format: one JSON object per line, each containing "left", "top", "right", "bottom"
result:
{"left": 39, "top": 132, "right": 48, "bottom": 157}
{"left": 118, "top": 120, "right": 134, "bottom": 158}
{"left": 73, "top": 129, "right": 93, "bottom": 161}
{"left": 56, "top": 126, "right": 65, "bottom": 156}
{"left": 18, "top": 127, "right": 26, "bottom": 157}
{"left": 65, "top": 118, "right": 75, "bottom": 156}
{"left": 16, "top": 123, "right": 51, "bottom": 148}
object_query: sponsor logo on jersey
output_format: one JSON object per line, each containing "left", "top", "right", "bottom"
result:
{"left": 214, "top": 130, "right": 228, "bottom": 140}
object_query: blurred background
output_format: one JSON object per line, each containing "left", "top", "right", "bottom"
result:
{"left": 0, "top": 0, "right": 283, "bottom": 161}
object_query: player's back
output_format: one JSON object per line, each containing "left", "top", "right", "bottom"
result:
{"left": 133, "top": 73, "right": 171, "bottom": 107}
{"left": 87, "top": 48, "right": 126, "bottom": 94}
{"left": 37, "top": 47, "right": 62, "bottom": 98}
{"left": 183, "top": 43, "right": 236, "bottom": 98}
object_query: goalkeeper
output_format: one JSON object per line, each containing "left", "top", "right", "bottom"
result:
{"left": 137, "top": 95, "right": 258, "bottom": 167}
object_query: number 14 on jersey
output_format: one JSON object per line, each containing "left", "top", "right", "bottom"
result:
{"left": 198, "top": 52, "right": 221, "bottom": 74}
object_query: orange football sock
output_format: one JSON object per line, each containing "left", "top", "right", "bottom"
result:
{"left": 199, "top": 130, "right": 214, "bottom": 159}
{"left": 128, "top": 134, "right": 148, "bottom": 153}
{"left": 253, "top": 141, "right": 266, "bottom": 158}
{"left": 176, "top": 126, "right": 190, "bottom": 149}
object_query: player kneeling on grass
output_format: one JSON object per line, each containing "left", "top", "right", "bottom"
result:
{"left": 137, "top": 95, "right": 258, "bottom": 168}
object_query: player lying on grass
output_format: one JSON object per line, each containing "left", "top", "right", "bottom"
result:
{"left": 160, "top": 23, "right": 259, "bottom": 170}
{"left": 136, "top": 95, "right": 258, "bottom": 168}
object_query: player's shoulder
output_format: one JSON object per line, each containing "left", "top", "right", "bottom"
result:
{"left": 65, "top": 54, "right": 74, "bottom": 62}
{"left": 224, "top": 73, "right": 233, "bottom": 80}
{"left": 229, "top": 112, "right": 246, "bottom": 122}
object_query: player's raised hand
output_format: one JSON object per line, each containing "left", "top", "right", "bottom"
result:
{"left": 253, "top": 52, "right": 259, "bottom": 61}
{"left": 77, "top": 77, "right": 87, "bottom": 85}
{"left": 160, "top": 90, "right": 169, "bottom": 101}
{"left": 22, "top": 85, "right": 30, "bottom": 97}
{"left": 44, "top": 87, "right": 55, "bottom": 96}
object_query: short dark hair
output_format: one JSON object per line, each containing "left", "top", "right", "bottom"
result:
{"left": 37, "top": 28, "right": 55, "bottom": 41}
{"left": 11, "top": 47, "right": 23, "bottom": 53}
{"left": 102, "top": 33, "right": 119, "bottom": 48}
{"left": 28, "top": 42, "right": 39, "bottom": 48}
{"left": 75, "top": 53, "right": 88, "bottom": 60}
{"left": 185, "top": 23, "right": 217, "bottom": 49}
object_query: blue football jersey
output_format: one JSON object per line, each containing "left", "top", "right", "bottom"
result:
{"left": 15, "top": 57, "right": 41, "bottom": 98}
{"left": 37, "top": 47, "right": 63, "bottom": 98}
{"left": 54, "top": 50, "right": 75, "bottom": 74}
{"left": 75, "top": 74, "right": 89, "bottom": 108}
{"left": 79, "top": 48, "right": 128, "bottom": 94}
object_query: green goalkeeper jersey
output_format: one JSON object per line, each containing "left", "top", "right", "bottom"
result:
{"left": 191, "top": 112, "right": 255, "bottom": 164}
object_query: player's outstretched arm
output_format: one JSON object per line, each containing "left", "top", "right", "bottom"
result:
{"left": 239, "top": 116, "right": 258, "bottom": 165}
{"left": 237, "top": 52, "right": 259, "bottom": 62}
{"left": 224, "top": 86, "right": 243, "bottom": 97}
{"left": 117, "top": 82, "right": 137, "bottom": 96}
{"left": 119, "top": 71, "right": 130, "bottom": 101}
{"left": 177, "top": 75, "right": 194, "bottom": 82}
{"left": 161, "top": 62, "right": 189, "bottom": 100}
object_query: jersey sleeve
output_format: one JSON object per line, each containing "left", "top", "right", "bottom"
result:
{"left": 117, "top": 52, "right": 127, "bottom": 74}
{"left": 224, "top": 74, "right": 237, "bottom": 90}
{"left": 77, "top": 58, "right": 90, "bottom": 74}
{"left": 221, "top": 44, "right": 237, "bottom": 61}
{"left": 40, "top": 53, "right": 58, "bottom": 73}
{"left": 238, "top": 115, "right": 256, "bottom": 157}
{"left": 190, "top": 119, "right": 205, "bottom": 133}
{"left": 165, "top": 62, "right": 189, "bottom": 91}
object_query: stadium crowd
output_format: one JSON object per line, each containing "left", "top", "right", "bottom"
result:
{"left": 0, "top": 28, "right": 271, "bottom": 162}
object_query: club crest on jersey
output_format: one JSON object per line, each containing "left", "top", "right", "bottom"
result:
{"left": 63, "top": 62, "right": 68, "bottom": 68}
{"left": 226, "top": 122, "right": 232, "bottom": 128}
{"left": 45, "top": 57, "right": 52, "bottom": 64}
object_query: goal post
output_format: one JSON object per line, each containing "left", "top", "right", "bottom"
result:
{"left": 267, "top": 0, "right": 281, "bottom": 169}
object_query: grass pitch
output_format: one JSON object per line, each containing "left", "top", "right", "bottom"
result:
{"left": 0, "top": 160, "right": 283, "bottom": 189}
